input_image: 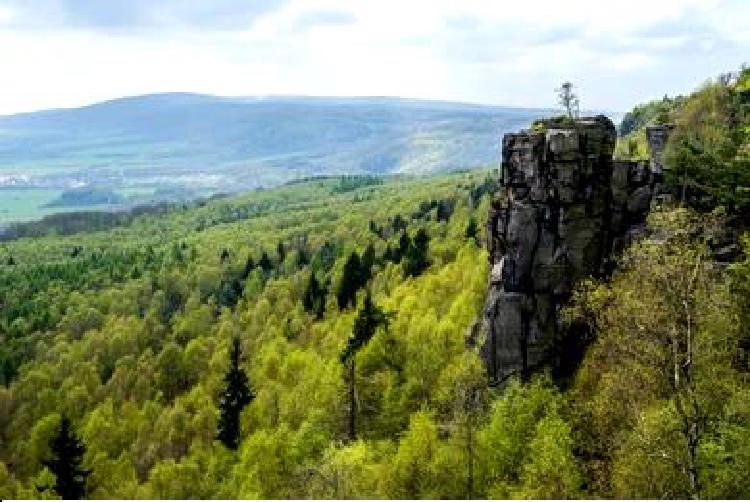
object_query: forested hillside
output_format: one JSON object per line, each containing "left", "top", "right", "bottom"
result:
{"left": 0, "top": 94, "right": 550, "bottom": 223}
{"left": 0, "top": 171, "right": 508, "bottom": 498}
{"left": 1, "top": 65, "right": 750, "bottom": 500}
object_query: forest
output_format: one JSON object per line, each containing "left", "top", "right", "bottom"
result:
{"left": 0, "top": 65, "right": 749, "bottom": 499}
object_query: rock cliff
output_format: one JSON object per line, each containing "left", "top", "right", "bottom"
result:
{"left": 481, "top": 116, "right": 666, "bottom": 383}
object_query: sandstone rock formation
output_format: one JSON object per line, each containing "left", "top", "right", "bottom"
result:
{"left": 482, "top": 116, "right": 665, "bottom": 383}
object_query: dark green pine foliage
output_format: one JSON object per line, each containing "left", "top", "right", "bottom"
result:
{"left": 436, "top": 198, "right": 455, "bottom": 222}
{"left": 340, "top": 292, "right": 389, "bottom": 439}
{"left": 217, "top": 277, "right": 244, "bottom": 308}
{"left": 341, "top": 292, "right": 389, "bottom": 363}
{"left": 303, "top": 272, "right": 327, "bottom": 319}
{"left": 399, "top": 231, "right": 412, "bottom": 259}
{"left": 242, "top": 256, "right": 255, "bottom": 279}
{"left": 297, "top": 246, "right": 310, "bottom": 267}
{"left": 360, "top": 244, "right": 376, "bottom": 284}
{"left": 391, "top": 214, "right": 407, "bottom": 232}
{"left": 465, "top": 216, "right": 479, "bottom": 243}
{"left": 337, "top": 251, "right": 362, "bottom": 310}
{"left": 258, "top": 251, "right": 274, "bottom": 272}
{"left": 43, "top": 416, "right": 90, "bottom": 500}
{"left": 382, "top": 244, "right": 394, "bottom": 263}
{"left": 216, "top": 338, "right": 254, "bottom": 450}
{"left": 403, "top": 228, "right": 430, "bottom": 278}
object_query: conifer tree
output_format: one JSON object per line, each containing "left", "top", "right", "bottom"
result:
{"left": 297, "top": 246, "right": 310, "bottom": 267}
{"left": 398, "top": 231, "right": 412, "bottom": 263}
{"left": 303, "top": 272, "right": 327, "bottom": 319}
{"left": 341, "top": 292, "right": 388, "bottom": 439}
{"left": 337, "top": 251, "right": 362, "bottom": 310}
{"left": 43, "top": 416, "right": 89, "bottom": 500}
{"left": 242, "top": 256, "right": 255, "bottom": 279}
{"left": 465, "top": 217, "right": 479, "bottom": 243}
{"left": 403, "top": 229, "right": 430, "bottom": 278}
{"left": 258, "top": 251, "right": 273, "bottom": 272}
{"left": 360, "top": 244, "right": 376, "bottom": 284}
{"left": 216, "top": 338, "right": 254, "bottom": 450}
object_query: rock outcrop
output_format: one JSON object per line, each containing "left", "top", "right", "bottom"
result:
{"left": 482, "top": 116, "right": 664, "bottom": 383}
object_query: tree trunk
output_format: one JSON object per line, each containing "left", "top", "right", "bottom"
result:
{"left": 347, "top": 358, "right": 356, "bottom": 441}
{"left": 466, "top": 416, "right": 474, "bottom": 500}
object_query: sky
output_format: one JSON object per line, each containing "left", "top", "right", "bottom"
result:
{"left": 0, "top": 0, "right": 747, "bottom": 115}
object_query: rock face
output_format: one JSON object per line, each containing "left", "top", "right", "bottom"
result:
{"left": 482, "top": 116, "right": 664, "bottom": 383}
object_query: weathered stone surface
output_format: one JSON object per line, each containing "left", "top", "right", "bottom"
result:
{"left": 646, "top": 124, "right": 674, "bottom": 175}
{"left": 481, "top": 116, "right": 666, "bottom": 383}
{"left": 627, "top": 186, "right": 653, "bottom": 214}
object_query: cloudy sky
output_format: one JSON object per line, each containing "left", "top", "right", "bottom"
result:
{"left": 0, "top": 0, "right": 747, "bottom": 115}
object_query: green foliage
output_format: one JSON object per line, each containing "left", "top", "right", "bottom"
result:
{"left": 42, "top": 416, "right": 90, "bottom": 500}
{"left": 567, "top": 207, "right": 750, "bottom": 498}
{"left": 341, "top": 292, "right": 389, "bottom": 364}
{"left": 216, "top": 339, "right": 254, "bottom": 450}
{"left": 465, "top": 216, "right": 479, "bottom": 242}
{"left": 6, "top": 158, "right": 746, "bottom": 499}
{"left": 402, "top": 228, "right": 430, "bottom": 278}
{"left": 619, "top": 95, "right": 683, "bottom": 136}
{"left": 618, "top": 64, "right": 750, "bottom": 214}
{"left": 664, "top": 73, "right": 750, "bottom": 213}
{"left": 330, "top": 175, "right": 384, "bottom": 194}
{"left": 0, "top": 171, "right": 501, "bottom": 498}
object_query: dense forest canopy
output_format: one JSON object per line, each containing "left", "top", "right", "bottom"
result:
{"left": 1, "top": 65, "right": 750, "bottom": 500}
{"left": 616, "top": 65, "right": 750, "bottom": 216}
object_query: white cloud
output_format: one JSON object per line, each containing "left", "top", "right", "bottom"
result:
{"left": 0, "top": 0, "right": 746, "bottom": 114}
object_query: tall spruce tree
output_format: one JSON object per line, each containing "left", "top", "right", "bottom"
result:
{"left": 465, "top": 216, "right": 479, "bottom": 243}
{"left": 403, "top": 228, "right": 430, "bottom": 278}
{"left": 258, "top": 251, "right": 273, "bottom": 272}
{"left": 337, "top": 251, "right": 362, "bottom": 310}
{"left": 360, "top": 244, "right": 376, "bottom": 284}
{"left": 43, "top": 416, "right": 89, "bottom": 500}
{"left": 303, "top": 272, "right": 327, "bottom": 319}
{"left": 216, "top": 338, "right": 254, "bottom": 450}
{"left": 341, "top": 292, "right": 389, "bottom": 440}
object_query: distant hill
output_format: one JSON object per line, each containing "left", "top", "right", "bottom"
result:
{"left": 0, "top": 93, "right": 552, "bottom": 190}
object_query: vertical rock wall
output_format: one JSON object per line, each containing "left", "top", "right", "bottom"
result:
{"left": 482, "top": 116, "right": 661, "bottom": 383}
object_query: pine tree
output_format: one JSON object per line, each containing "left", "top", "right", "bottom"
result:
{"left": 337, "top": 251, "right": 362, "bottom": 310}
{"left": 465, "top": 217, "right": 479, "bottom": 243}
{"left": 398, "top": 231, "right": 412, "bottom": 263}
{"left": 277, "top": 242, "right": 286, "bottom": 264}
{"left": 242, "top": 256, "right": 255, "bottom": 279}
{"left": 383, "top": 244, "right": 394, "bottom": 263}
{"left": 297, "top": 246, "right": 310, "bottom": 267}
{"left": 258, "top": 251, "right": 273, "bottom": 272}
{"left": 360, "top": 244, "right": 376, "bottom": 285}
{"left": 403, "top": 229, "right": 430, "bottom": 278}
{"left": 341, "top": 292, "right": 389, "bottom": 439}
{"left": 216, "top": 338, "right": 254, "bottom": 450}
{"left": 43, "top": 416, "right": 89, "bottom": 500}
{"left": 303, "top": 272, "right": 327, "bottom": 319}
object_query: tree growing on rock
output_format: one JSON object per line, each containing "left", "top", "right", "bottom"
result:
{"left": 556, "top": 82, "right": 580, "bottom": 118}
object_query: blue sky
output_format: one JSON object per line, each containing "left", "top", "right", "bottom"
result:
{"left": 0, "top": 0, "right": 747, "bottom": 114}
